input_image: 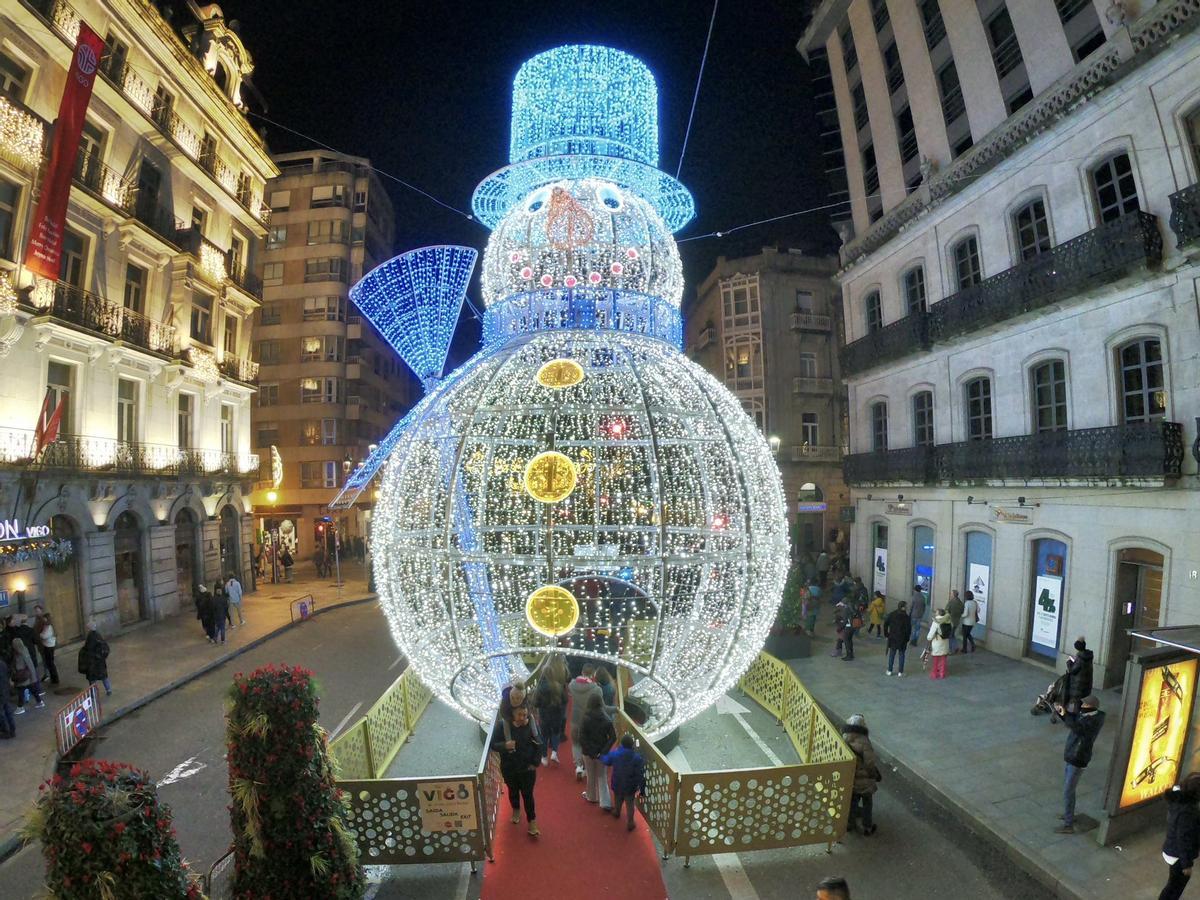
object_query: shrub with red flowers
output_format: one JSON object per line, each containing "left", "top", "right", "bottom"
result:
{"left": 25, "top": 759, "right": 202, "bottom": 899}
{"left": 226, "top": 664, "right": 362, "bottom": 899}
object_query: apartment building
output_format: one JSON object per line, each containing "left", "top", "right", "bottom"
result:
{"left": 799, "top": 0, "right": 1200, "bottom": 685}
{"left": 687, "top": 248, "right": 849, "bottom": 555}
{"left": 251, "top": 150, "right": 416, "bottom": 563}
{"left": 0, "top": 0, "right": 275, "bottom": 639}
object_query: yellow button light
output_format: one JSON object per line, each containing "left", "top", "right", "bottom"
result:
{"left": 526, "top": 585, "right": 580, "bottom": 637}
{"left": 523, "top": 450, "right": 577, "bottom": 503}
{"left": 536, "top": 358, "right": 585, "bottom": 389}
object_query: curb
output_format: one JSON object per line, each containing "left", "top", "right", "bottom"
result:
{"left": 807, "top": 690, "right": 1082, "bottom": 900}
{"left": 0, "top": 594, "right": 378, "bottom": 866}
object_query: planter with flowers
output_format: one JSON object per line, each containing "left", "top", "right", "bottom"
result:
{"left": 226, "top": 664, "right": 362, "bottom": 899}
{"left": 25, "top": 759, "right": 201, "bottom": 899}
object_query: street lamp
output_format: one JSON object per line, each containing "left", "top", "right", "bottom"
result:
{"left": 768, "top": 434, "right": 781, "bottom": 456}
{"left": 342, "top": 453, "right": 353, "bottom": 475}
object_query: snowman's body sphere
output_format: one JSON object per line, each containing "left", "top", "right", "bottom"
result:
{"left": 373, "top": 327, "right": 788, "bottom": 739}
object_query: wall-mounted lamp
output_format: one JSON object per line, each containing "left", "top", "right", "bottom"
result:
{"left": 897, "top": 494, "right": 904, "bottom": 502}
{"left": 768, "top": 435, "right": 781, "bottom": 456}
{"left": 266, "top": 490, "right": 278, "bottom": 504}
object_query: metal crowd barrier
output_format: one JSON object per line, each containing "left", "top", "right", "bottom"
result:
{"left": 326, "top": 651, "right": 852, "bottom": 873}
{"left": 614, "top": 651, "right": 856, "bottom": 864}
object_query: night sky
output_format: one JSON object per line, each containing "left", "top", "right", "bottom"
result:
{"left": 225, "top": 0, "right": 835, "bottom": 353}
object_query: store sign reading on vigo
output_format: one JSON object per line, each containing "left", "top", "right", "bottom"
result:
{"left": 0, "top": 520, "right": 51, "bottom": 542}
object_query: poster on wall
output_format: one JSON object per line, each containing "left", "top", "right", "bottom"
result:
{"left": 873, "top": 548, "right": 887, "bottom": 597}
{"left": 1119, "top": 658, "right": 1198, "bottom": 810}
{"left": 1031, "top": 575, "right": 1062, "bottom": 648}
{"left": 968, "top": 563, "right": 990, "bottom": 626}
{"left": 418, "top": 780, "right": 478, "bottom": 833}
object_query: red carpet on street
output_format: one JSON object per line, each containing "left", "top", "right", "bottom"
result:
{"left": 481, "top": 720, "right": 667, "bottom": 900}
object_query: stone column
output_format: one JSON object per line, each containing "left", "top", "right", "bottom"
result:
{"left": 148, "top": 523, "right": 180, "bottom": 619}
{"left": 85, "top": 530, "right": 118, "bottom": 634}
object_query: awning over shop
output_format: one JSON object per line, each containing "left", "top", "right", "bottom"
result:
{"left": 1128, "top": 625, "right": 1200, "bottom": 655}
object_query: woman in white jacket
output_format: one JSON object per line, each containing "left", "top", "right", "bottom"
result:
{"left": 927, "top": 609, "right": 952, "bottom": 680}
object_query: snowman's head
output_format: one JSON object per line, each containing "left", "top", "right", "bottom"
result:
{"left": 481, "top": 178, "right": 683, "bottom": 309}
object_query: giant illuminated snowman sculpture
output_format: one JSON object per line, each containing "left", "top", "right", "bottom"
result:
{"left": 333, "top": 45, "right": 787, "bottom": 740}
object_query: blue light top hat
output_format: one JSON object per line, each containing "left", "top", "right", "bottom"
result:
{"left": 348, "top": 245, "right": 478, "bottom": 389}
{"left": 472, "top": 44, "right": 695, "bottom": 232}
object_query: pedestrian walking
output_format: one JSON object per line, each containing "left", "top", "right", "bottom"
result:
{"left": 883, "top": 601, "right": 911, "bottom": 677}
{"left": 490, "top": 703, "right": 542, "bottom": 836}
{"left": 802, "top": 586, "right": 819, "bottom": 637}
{"left": 841, "top": 601, "right": 861, "bottom": 662}
{"left": 313, "top": 546, "right": 327, "bottom": 579}
{"left": 908, "top": 585, "right": 926, "bottom": 647}
{"left": 595, "top": 666, "right": 615, "bottom": 706}
{"left": 816, "top": 550, "right": 831, "bottom": 587}
{"left": 601, "top": 733, "right": 646, "bottom": 831}
{"left": 580, "top": 693, "right": 615, "bottom": 810}
{"left": 211, "top": 582, "right": 229, "bottom": 644}
{"left": 816, "top": 877, "right": 851, "bottom": 900}
{"left": 32, "top": 605, "right": 59, "bottom": 685}
{"left": 5, "top": 634, "right": 44, "bottom": 711}
{"left": 9, "top": 615, "right": 40, "bottom": 678}
{"left": 1063, "top": 638, "right": 1094, "bottom": 715}
{"left": 79, "top": 622, "right": 111, "bottom": 696}
{"left": 946, "top": 590, "right": 965, "bottom": 653}
{"left": 831, "top": 600, "right": 848, "bottom": 658}
{"left": 534, "top": 661, "right": 568, "bottom": 765}
{"left": 1158, "top": 773, "right": 1200, "bottom": 900}
{"left": 195, "top": 583, "right": 214, "bottom": 642}
{"left": 0, "top": 654, "right": 16, "bottom": 738}
{"left": 1054, "top": 695, "right": 1105, "bottom": 834}
{"left": 926, "top": 609, "right": 952, "bottom": 680}
{"left": 841, "top": 714, "right": 880, "bottom": 836}
{"left": 225, "top": 572, "right": 245, "bottom": 626}
{"left": 960, "top": 591, "right": 979, "bottom": 653}
{"left": 568, "top": 664, "right": 602, "bottom": 780}
{"left": 866, "top": 592, "right": 885, "bottom": 637}
{"left": 280, "top": 547, "right": 295, "bottom": 582}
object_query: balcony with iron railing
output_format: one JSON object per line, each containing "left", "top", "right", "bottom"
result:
{"left": 790, "top": 312, "right": 832, "bottom": 332}
{"left": 923, "top": 9, "right": 947, "bottom": 48}
{"left": 73, "top": 151, "right": 135, "bottom": 211}
{"left": 219, "top": 353, "right": 259, "bottom": 384}
{"left": 32, "top": 282, "right": 178, "bottom": 357}
{"left": 174, "top": 228, "right": 229, "bottom": 284}
{"left": 840, "top": 312, "right": 930, "bottom": 378}
{"left": 886, "top": 63, "right": 905, "bottom": 95}
{"left": 1169, "top": 183, "right": 1200, "bottom": 249}
{"left": 941, "top": 86, "right": 966, "bottom": 124}
{"left": 226, "top": 260, "right": 263, "bottom": 299}
{"left": 928, "top": 211, "right": 1162, "bottom": 343}
{"left": 0, "top": 427, "right": 259, "bottom": 478}
{"left": 841, "top": 212, "right": 1163, "bottom": 377}
{"left": 793, "top": 376, "right": 834, "bottom": 395}
{"left": 843, "top": 421, "right": 1183, "bottom": 485}
{"left": 25, "top": 0, "right": 271, "bottom": 227}
{"left": 790, "top": 444, "right": 842, "bottom": 463}
{"left": 991, "top": 34, "right": 1024, "bottom": 79}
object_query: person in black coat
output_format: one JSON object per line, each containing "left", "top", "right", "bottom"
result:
{"left": 195, "top": 584, "right": 214, "bottom": 642}
{"left": 1054, "top": 695, "right": 1105, "bottom": 834}
{"left": 579, "top": 693, "right": 616, "bottom": 810}
{"left": 80, "top": 622, "right": 111, "bottom": 696}
{"left": 1159, "top": 773, "right": 1200, "bottom": 900}
{"left": 210, "top": 583, "right": 230, "bottom": 645}
{"left": 0, "top": 655, "right": 15, "bottom": 738}
{"left": 883, "top": 601, "right": 911, "bottom": 677}
{"left": 490, "top": 704, "right": 542, "bottom": 836}
{"left": 1063, "top": 638, "right": 1094, "bottom": 713}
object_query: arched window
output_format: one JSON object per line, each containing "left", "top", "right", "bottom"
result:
{"left": 1092, "top": 153, "right": 1140, "bottom": 222}
{"left": 1013, "top": 198, "right": 1051, "bottom": 260}
{"left": 214, "top": 62, "right": 230, "bottom": 94}
{"left": 864, "top": 290, "right": 882, "bottom": 333}
{"left": 951, "top": 236, "right": 982, "bottom": 290}
{"left": 870, "top": 401, "right": 889, "bottom": 451}
{"left": 1116, "top": 337, "right": 1166, "bottom": 423}
{"left": 964, "top": 377, "right": 993, "bottom": 440}
{"left": 1031, "top": 359, "right": 1067, "bottom": 432}
{"left": 902, "top": 266, "right": 926, "bottom": 315}
{"left": 912, "top": 390, "right": 934, "bottom": 446}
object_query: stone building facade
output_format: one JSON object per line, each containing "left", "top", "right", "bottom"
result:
{"left": 0, "top": 0, "right": 274, "bottom": 640}
{"left": 800, "top": 0, "right": 1200, "bottom": 686}
{"left": 687, "top": 248, "right": 849, "bottom": 555}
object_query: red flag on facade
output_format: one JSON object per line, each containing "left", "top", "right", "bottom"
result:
{"left": 24, "top": 23, "right": 105, "bottom": 281}
{"left": 33, "top": 389, "right": 65, "bottom": 456}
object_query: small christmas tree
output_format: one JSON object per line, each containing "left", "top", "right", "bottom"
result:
{"left": 226, "top": 664, "right": 363, "bottom": 899}
{"left": 27, "top": 759, "right": 201, "bottom": 899}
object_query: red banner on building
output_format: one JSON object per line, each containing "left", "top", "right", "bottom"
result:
{"left": 24, "top": 23, "right": 105, "bottom": 281}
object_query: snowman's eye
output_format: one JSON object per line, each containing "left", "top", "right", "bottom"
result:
{"left": 525, "top": 187, "right": 551, "bottom": 213}
{"left": 596, "top": 184, "right": 624, "bottom": 211}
